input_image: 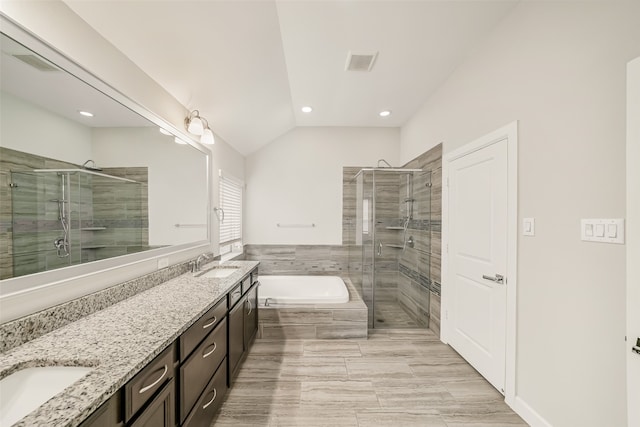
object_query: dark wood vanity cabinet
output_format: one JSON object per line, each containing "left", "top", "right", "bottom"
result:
{"left": 79, "top": 267, "right": 258, "bottom": 427}
{"left": 244, "top": 284, "right": 258, "bottom": 348}
{"left": 228, "top": 273, "right": 259, "bottom": 385}
{"left": 129, "top": 379, "right": 175, "bottom": 427}
{"left": 78, "top": 391, "right": 124, "bottom": 427}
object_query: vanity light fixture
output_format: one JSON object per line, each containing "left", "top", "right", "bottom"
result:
{"left": 78, "top": 110, "right": 94, "bottom": 117}
{"left": 379, "top": 110, "right": 391, "bottom": 117}
{"left": 159, "top": 128, "right": 172, "bottom": 136}
{"left": 201, "top": 127, "right": 215, "bottom": 145}
{"left": 301, "top": 106, "right": 313, "bottom": 113}
{"left": 185, "top": 109, "right": 215, "bottom": 145}
{"left": 185, "top": 110, "right": 204, "bottom": 135}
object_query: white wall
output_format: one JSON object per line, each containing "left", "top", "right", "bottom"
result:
{"left": 245, "top": 127, "right": 399, "bottom": 245}
{"left": 401, "top": 2, "right": 639, "bottom": 426}
{"left": 91, "top": 127, "right": 208, "bottom": 246}
{"left": 0, "top": 90, "right": 92, "bottom": 164}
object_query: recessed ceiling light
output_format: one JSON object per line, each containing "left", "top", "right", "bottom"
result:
{"left": 301, "top": 106, "right": 313, "bottom": 113}
{"left": 159, "top": 128, "right": 172, "bottom": 136}
{"left": 78, "top": 110, "right": 94, "bottom": 117}
{"left": 379, "top": 110, "right": 391, "bottom": 117}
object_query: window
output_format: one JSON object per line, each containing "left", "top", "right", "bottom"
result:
{"left": 219, "top": 171, "right": 243, "bottom": 257}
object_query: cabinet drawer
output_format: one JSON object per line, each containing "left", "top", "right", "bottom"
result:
{"left": 182, "top": 361, "right": 228, "bottom": 427}
{"left": 180, "top": 298, "right": 227, "bottom": 360}
{"left": 179, "top": 317, "right": 227, "bottom": 423}
{"left": 228, "top": 284, "right": 242, "bottom": 307}
{"left": 241, "top": 275, "right": 252, "bottom": 295}
{"left": 130, "top": 379, "right": 175, "bottom": 427}
{"left": 124, "top": 343, "right": 175, "bottom": 422}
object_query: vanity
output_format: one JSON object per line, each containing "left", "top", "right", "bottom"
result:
{"left": 0, "top": 260, "right": 259, "bottom": 427}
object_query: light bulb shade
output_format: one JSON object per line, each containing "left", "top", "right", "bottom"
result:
{"left": 201, "top": 128, "right": 215, "bottom": 145}
{"left": 187, "top": 116, "right": 204, "bottom": 135}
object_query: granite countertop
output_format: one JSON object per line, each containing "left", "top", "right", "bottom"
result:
{"left": 0, "top": 260, "right": 259, "bottom": 427}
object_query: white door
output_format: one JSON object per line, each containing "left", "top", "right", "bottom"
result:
{"left": 445, "top": 136, "right": 508, "bottom": 393}
{"left": 627, "top": 56, "right": 640, "bottom": 427}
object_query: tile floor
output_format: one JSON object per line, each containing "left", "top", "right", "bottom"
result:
{"left": 373, "top": 300, "right": 417, "bottom": 328}
{"left": 213, "top": 329, "right": 527, "bottom": 426}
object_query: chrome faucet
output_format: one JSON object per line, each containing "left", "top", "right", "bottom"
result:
{"left": 191, "top": 253, "right": 212, "bottom": 273}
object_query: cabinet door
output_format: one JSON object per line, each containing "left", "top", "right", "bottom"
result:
{"left": 79, "top": 391, "right": 123, "bottom": 427}
{"left": 129, "top": 379, "right": 175, "bottom": 427}
{"left": 228, "top": 297, "right": 245, "bottom": 384}
{"left": 244, "top": 284, "right": 258, "bottom": 348}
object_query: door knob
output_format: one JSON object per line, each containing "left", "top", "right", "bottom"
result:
{"left": 482, "top": 274, "right": 505, "bottom": 284}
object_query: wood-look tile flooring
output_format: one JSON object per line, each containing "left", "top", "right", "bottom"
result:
{"left": 213, "top": 329, "right": 527, "bottom": 426}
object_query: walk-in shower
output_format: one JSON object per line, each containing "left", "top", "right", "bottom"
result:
{"left": 8, "top": 168, "right": 144, "bottom": 278}
{"left": 347, "top": 167, "right": 432, "bottom": 328}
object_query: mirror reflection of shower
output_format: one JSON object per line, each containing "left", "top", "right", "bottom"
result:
{"left": 7, "top": 166, "right": 144, "bottom": 278}
{"left": 52, "top": 172, "right": 70, "bottom": 257}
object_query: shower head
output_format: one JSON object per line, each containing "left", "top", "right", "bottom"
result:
{"left": 82, "top": 160, "right": 102, "bottom": 171}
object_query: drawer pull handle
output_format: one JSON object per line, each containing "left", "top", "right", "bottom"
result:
{"left": 138, "top": 365, "right": 168, "bottom": 394}
{"left": 203, "top": 343, "right": 217, "bottom": 358}
{"left": 247, "top": 298, "right": 252, "bottom": 315}
{"left": 202, "top": 389, "right": 217, "bottom": 410}
{"left": 202, "top": 317, "right": 217, "bottom": 329}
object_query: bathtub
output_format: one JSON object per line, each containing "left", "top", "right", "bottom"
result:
{"left": 258, "top": 275, "right": 349, "bottom": 305}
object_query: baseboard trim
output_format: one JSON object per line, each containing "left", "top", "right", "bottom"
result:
{"left": 512, "top": 396, "right": 553, "bottom": 427}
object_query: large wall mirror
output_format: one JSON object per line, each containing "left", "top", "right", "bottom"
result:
{"left": 0, "top": 25, "right": 209, "bottom": 290}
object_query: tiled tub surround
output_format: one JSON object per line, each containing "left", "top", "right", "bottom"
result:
{"left": 0, "top": 147, "right": 150, "bottom": 280}
{"left": 0, "top": 260, "right": 259, "bottom": 427}
{"left": 258, "top": 278, "right": 367, "bottom": 340}
{"left": 244, "top": 244, "right": 348, "bottom": 276}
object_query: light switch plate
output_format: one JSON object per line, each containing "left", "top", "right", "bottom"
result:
{"left": 523, "top": 218, "right": 535, "bottom": 236}
{"left": 581, "top": 219, "right": 624, "bottom": 244}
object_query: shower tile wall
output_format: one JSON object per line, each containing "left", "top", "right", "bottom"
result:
{"left": 0, "top": 147, "right": 149, "bottom": 279}
{"left": 88, "top": 167, "right": 149, "bottom": 261}
{"left": 401, "top": 144, "right": 443, "bottom": 335}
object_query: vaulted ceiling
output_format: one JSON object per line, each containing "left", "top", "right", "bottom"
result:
{"left": 64, "top": 1, "right": 518, "bottom": 155}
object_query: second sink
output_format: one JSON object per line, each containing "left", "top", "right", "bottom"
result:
{"left": 198, "top": 267, "right": 239, "bottom": 279}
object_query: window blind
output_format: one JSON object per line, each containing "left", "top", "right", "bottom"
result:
{"left": 219, "top": 173, "right": 242, "bottom": 246}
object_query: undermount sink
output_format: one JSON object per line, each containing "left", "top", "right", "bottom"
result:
{"left": 198, "top": 266, "right": 239, "bottom": 279}
{"left": 0, "top": 366, "right": 93, "bottom": 426}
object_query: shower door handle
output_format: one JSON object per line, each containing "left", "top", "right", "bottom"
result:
{"left": 377, "top": 241, "right": 382, "bottom": 257}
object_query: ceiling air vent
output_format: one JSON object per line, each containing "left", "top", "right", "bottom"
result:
{"left": 12, "top": 54, "right": 59, "bottom": 72}
{"left": 345, "top": 51, "right": 378, "bottom": 72}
